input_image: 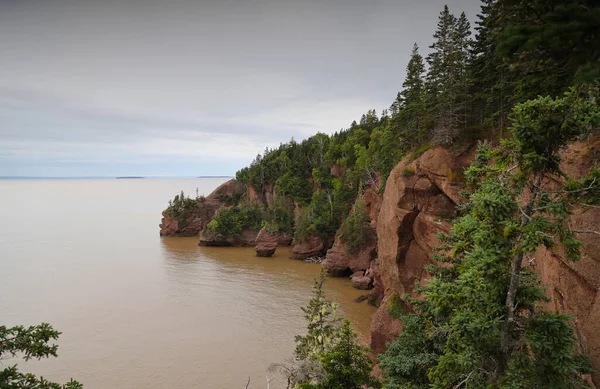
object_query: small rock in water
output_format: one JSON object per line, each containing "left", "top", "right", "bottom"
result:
{"left": 354, "top": 294, "right": 369, "bottom": 303}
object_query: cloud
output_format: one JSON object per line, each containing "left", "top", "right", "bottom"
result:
{"left": 0, "top": 0, "right": 480, "bottom": 176}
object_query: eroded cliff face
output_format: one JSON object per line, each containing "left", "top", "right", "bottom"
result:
{"left": 370, "top": 146, "right": 474, "bottom": 353}
{"left": 159, "top": 179, "right": 244, "bottom": 237}
{"left": 370, "top": 139, "right": 600, "bottom": 386}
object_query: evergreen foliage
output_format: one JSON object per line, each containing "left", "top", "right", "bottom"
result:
{"left": 273, "top": 272, "right": 379, "bottom": 389}
{"left": 380, "top": 85, "right": 600, "bottom": 389}
{"left": 205, "top": 204, "right": 264, "bottom": 238}
{"left": 166, "top": 190, "right": 197, "bottom": 222}
{"left": 0, "top": 323, "right": 82, "bottom": 388}
{"left": 300, "top": 320, "right": 381, "bottom": 389}
{"left": 339, "top": 191, "right": 371, "bottom": 254}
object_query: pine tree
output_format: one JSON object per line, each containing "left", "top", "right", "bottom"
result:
{"left": 381, "top": 85, "right": 600, "bottom": 388}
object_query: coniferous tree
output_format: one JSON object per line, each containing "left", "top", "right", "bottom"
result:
{"left": 301, "top": 320, "right": 381, "bottom": 389}
{"left": 398, "top": 43, "right": 427, "bottom": 145}
{"left": 426, "top": 5, "right": 472, "bottom": 145}
{"left": 451, "top": 12, "right": 473, "bottom": 140}
{"left": 381, "top": 85, "right": 600, "bottom": 389}
{"left": 426, "top": 5, "right": 457, "bottom": 145}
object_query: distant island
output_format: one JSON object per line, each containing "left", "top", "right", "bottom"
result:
{"left": 197, "top": 176, "right": 232, "bottom": 178}
{"left": 115, "top": 176, "right": 144, "bottom": 179}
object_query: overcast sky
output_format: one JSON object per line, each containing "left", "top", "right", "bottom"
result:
{"left": 0, "top": 0, "right": 480, "bottom": 177}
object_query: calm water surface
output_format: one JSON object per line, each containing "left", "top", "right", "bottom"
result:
{"left": 0, "top": 178, "right": 375, "bottom": 389}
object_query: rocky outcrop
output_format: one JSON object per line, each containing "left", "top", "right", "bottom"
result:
{"left": 247, "top": 183, "right": 276, "bottom": 206}
{"left": 254, "top": 227, "right": 293, "bottom": 257}
{"left": 322, "top": 238, "right": 377, "bottom": 276}
{"left": 255, "top": 228, "right": 278, "bottom": 256}
{"left": 370, "top": 146, "right": 472, "bottom": 352}
{"left": 292, "top": 235, "right": 332, "bottom": 259}
{"left": 352, "top": 275, "right": 373, "bottom": 290}
{"left": 322, "top": 185, "right": 381, "bottom": 276}
{"left": 159, "top": 179, "right": 244, "bottom": 237}
{"left": 199, "top": 228, "right": 259, "bottom": 247}
{"left": 370, "top": 139, "right": 600, "bottom": 386}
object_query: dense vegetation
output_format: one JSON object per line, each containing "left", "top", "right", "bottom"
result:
{"left": 229, "top": 0, "right": 600, "bottom": 249}
{"left": 380, "top": 86, "right": 600, "bottom": 388}
{"left": 166, "top": 190, "right": 198, "bottom": 222}
{"left": 0, "top": 323, "right": 82, "bottom": 388}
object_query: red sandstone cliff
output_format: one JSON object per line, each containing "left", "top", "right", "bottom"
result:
{"left": 369, "top": 139, "right": 600, "bottom": 386}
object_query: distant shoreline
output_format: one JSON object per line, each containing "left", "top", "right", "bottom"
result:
{"left": 0, "top": 176, "right": 234, "bottom": 180}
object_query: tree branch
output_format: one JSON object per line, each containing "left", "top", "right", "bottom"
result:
{"left": 571, "top": 229, "right": 600, "bottom": 236}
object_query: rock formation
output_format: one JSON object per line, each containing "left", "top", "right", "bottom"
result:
{"left": 369, "top": 139, "right": 600, "bottom": 386}
{"left": 292, "top": 235, "right": 332, "bottom": 259}
{"left": 159, "top": 179, "right": 244, "bottom": 237}
{"left": 254, "top": 227, "right": 293, "bottom": 257}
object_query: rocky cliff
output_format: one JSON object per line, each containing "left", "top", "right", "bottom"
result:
{"left": 368, "top": 139, "right": 600, "bottom": 385}
{"left": 159, "top": 179, "right": 244, "bottom": 237}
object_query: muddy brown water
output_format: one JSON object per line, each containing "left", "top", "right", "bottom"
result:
{"left": 0, "top": 178, "right": 375, "bottom": 389}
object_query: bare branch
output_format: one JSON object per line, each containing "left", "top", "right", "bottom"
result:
{"left": 244, "top": 377, "right": 251, "bottom": 389}
{"left": 453, "top": 371, "right": 474, "bottom": 388}
{"left": 266, "top": 375, "right": 274, "bottom": 389}
{"left": 571, "top": 229, "right": 600, "bottom": 236}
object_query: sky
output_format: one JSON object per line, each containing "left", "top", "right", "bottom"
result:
{"left": 0, "top": 0, "right": 481, "bottom": 177}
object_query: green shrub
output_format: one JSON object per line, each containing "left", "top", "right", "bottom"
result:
{"left": 217, "top": 191, "right": 243, "bottom": 206}
{"left": 275, "top": 172, "right": 313, "bottom": 205}
{"left": 206, "top": 204, "right": 264, "bottom": 238}
{"left": 166, "top": 190, "right": 197, "bottom": 222}
{"left": 339, "top": 192, "right": 371, "bottom": 253}
{"left": 263, "top": 196, "right": 295, "bottom": 233}
{"left": 401, "top": 166, "right": 415, "bottom": 177}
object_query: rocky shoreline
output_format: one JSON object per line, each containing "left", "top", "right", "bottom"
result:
{"left": 160, "top": 138, "right": 600, "bottom": 386}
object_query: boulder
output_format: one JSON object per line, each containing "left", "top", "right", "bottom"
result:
{"left": 351, "top": 276, "right": 373, "bottom": 290}
{"left": 255, "top": 228, "right": 279, "bottom": 257}
{"left": 292, "top": 235, "right": 331, "bottom": 259}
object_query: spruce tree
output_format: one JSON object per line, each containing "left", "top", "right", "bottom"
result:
{"left": 426, "top": 5, "right": 472, "bottom": 146}
{"left": 380, "top": 85, "right": 600, "bottom": 388}
{"left": 426, "top": 5, "right": 457, "bottom": 145}
{"left": 398, "top": 43, "right": 427, "bottom": 145}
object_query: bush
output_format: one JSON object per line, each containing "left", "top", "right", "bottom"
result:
{"left": 166, "top": 190, "right": 197, "bottom": 222}
{"left": 339, "top": 192, "right": 371, "bottom": 254}
{"left": 401, "top": 166, "right": 415, "bottom": 177}
{"left": 206, "top": 204, "right": 264, "bottom": 238}
{"left": 264, "top": 196, "right": 295, "bottom": 233}
{"left": 275, "top": 172, "right": 313, "bottom": 205}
